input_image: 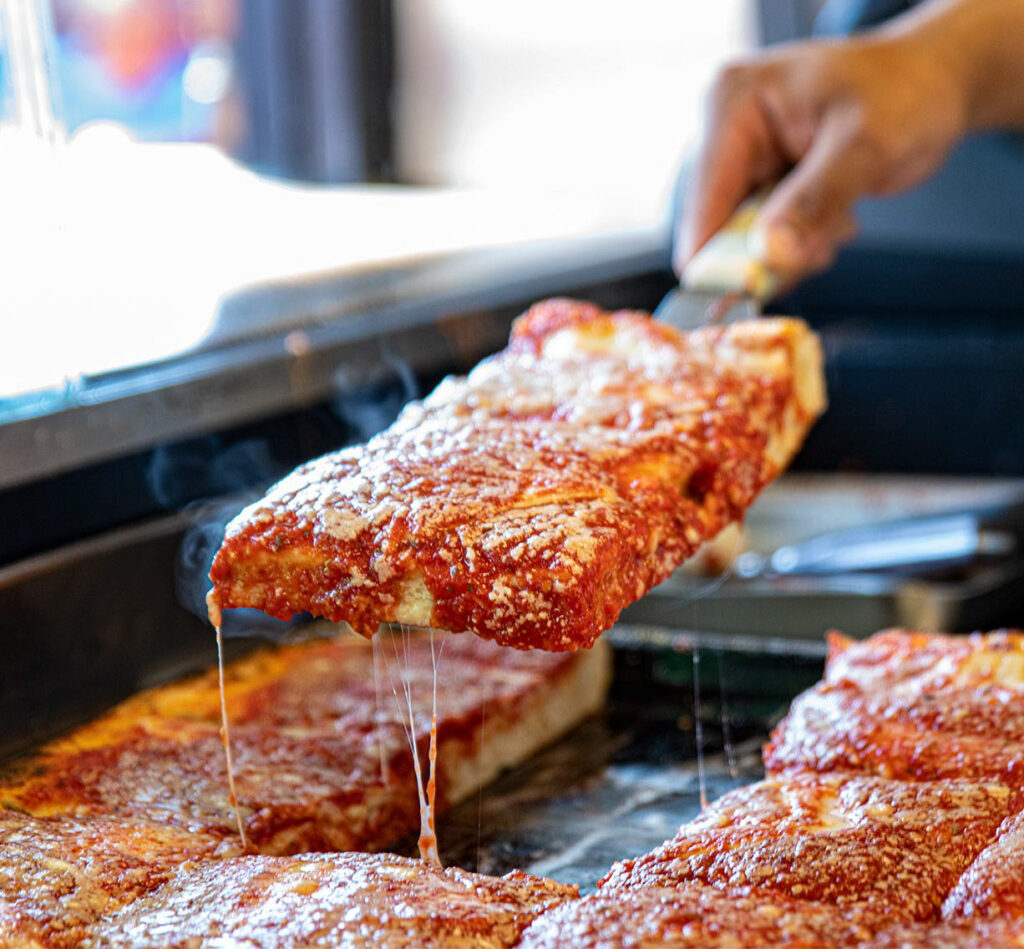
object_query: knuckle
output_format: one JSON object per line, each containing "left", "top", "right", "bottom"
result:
{"left": 837, "top": 103, "right": 887, "bottom": 159}
{"left": 708, "top": 60, "right": 758, "bottom": 106}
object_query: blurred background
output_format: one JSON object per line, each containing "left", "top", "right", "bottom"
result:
{"left": 2, "top": 0, "right": 1023, "bottom": 550}
{"left": 0, "top": 0, "right": 750, "bottom": 399}
{"left": 2, "top": 0, "right": 1021, "bottom": 439}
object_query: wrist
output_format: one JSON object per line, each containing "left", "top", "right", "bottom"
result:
{"left": 883, "top": 0, "right": 1024, "bottom": 133}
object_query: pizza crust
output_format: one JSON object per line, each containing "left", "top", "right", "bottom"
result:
{"left": 441, "top": 637, "right": 610, "bottom": 804}
{"left": 87, "top": 851, "right": 576, "bottom": 948}
{"left": 0, "top": 631, "right": 610, "bottom": 856}
{"left": 209, "top": 300, "right": 826, "bottom": 650}
{"left": 765, "top": 630, "right": 1024, "bottom": 783}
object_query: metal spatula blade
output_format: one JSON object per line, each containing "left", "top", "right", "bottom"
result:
{"left": 655, "top": 187, "right": 780, "bottom": 330}
{"left": 653, "top": 289, "right": 761, "bottom": 332}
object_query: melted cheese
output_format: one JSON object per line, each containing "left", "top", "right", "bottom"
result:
{"left": 213, "top": 611, "right": 249, "bottom": 851}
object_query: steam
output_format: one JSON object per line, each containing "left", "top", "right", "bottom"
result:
{"left": 169, "top": 340, "right": 420, "bottom": 641}
{"left": 175, "top": 496, "right": 303, "bottom": 640}
{"left": 331, "top": 337, "right": 419, "bottom": 440}
{"left": 148, "top": 437, "right": 284, "bottom": 511}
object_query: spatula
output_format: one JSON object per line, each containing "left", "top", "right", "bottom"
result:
{"left": 655, "top": 188, "right": 781, "bottom": 331}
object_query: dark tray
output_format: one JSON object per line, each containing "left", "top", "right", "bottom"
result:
{"left": 435, "top": 626, "right": 825, "bottom": 891}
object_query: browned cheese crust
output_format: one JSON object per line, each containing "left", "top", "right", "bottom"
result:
{"left": 86, "top": 851, "right": 576, "bottom": 948}
{"left": 765, "top": 630, "right": 1024, "bottom": 783}
{"left": 517, "top": 884, "right": 890, "bottom": 948}
{"left": 598, "top": 771, "right": 1021, "bottom": 921}
{"left": 0, "top": 810, "right": 238, "bottom": 949}
{"left": 0, "top": 630, "right": 608, "bottom": 855}
{"left": 944, "top": 808, "right": 1024, "bottom": 921}
{"left": 209, "top": 299, "right": 826, "bottom": 650}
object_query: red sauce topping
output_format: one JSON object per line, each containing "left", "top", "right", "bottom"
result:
{"left": 599, "top": 773, "right": 1022, "bottom": 921}
{"left": 766, "top": 630, "right": 1024, "bottom": 784}
{"left": 210, "top": 299, "right": 810, "bottom": 650}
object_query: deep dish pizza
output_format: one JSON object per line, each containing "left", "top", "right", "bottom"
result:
{"left": 597, "top": 772, "right": 1021, "bottom": 921}
{"left": 764, "top": 629, "right": 1024, "bottom": 783}
{"left": 87, "top": 852, "right": 575, "bottom": 949}
{"left": 590, "top": 630, "right": 1024, "bottom": 946}
{"left": 6, "top": 627, "right": 1024, "bottom": 945}
{"left": 208, "top": 299, "right": 826, "bottom": 651}
{"left": 0, "top": 629, "right": 609, "bottom": 856}
{"left": 0, "top": 809, "right": 239, "bottom": 949}
{"left": 516, "top": 885, "right": 891, "bottom": 948}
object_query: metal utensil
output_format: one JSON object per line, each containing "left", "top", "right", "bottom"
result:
{"left": 733, "top": 504, "right": 1024, "bottom": 580}
{"left": 654, "top": 188, "right": 780, "bottom": 331}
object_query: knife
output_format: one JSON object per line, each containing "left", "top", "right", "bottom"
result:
{"left": 654, "top": 187, "right": 781, "bottom": 331}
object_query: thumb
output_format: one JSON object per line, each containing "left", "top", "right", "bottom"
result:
{"left": 752, "top": 113, "right": 870, "bottom": 277}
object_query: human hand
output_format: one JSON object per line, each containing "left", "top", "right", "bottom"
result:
{"left": 677, "top": 25, "right": 969, "bottom": 283}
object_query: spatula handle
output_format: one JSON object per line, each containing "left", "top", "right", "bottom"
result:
{"left": 682, "top": 187, "right": 779, "bottom": 302}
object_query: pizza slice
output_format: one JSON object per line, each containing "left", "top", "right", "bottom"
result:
{"left": 0, "top": 630, "right": 609, "bottom": 855}
{"left": 764, "top": 629, "right": 1024, "bottom": 783}
{"left": 867, "top": 919, "right": 1024, "bottom": 948}
{"left": 0, "top": 809, "right": 238, "bottom": 949}
{"left": 209, "top": 299, "right": 825, "bottom": 650}
{"left": 943, "top": 809, "right": 1024, "bottom": 921}
{"left": 517, "top": 884, "right": 889, "bottom": 948}
{"left": 597, "top": 772, "right": 1020, "bottom": 921}
{"left": 87, "top": 851, "right": 576, "bottom": 948}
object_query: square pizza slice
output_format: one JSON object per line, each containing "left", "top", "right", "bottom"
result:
{"left": 764, "top": 629, "right": 1024, "bottom": 783}
{"left": 597, "top": 772, "right": 1020, "bottom": 921}
{"left": 0, "top": 630, "right": 608, "bottom": 855}
{"left": 209, "top": 299, "right": 825, "bottom": 650}
{"left": 943, "top": 808, "right": 1024, "bottom": 921}
{"left": 0, "top": 809, "right": 238, "bottom": 949}
{"left": 86, "top": 851, "right": 576, "bottom": 949}
{"left": 517, "top": 884, "right": 889, "bottom": 948}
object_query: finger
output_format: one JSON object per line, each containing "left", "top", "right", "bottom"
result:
{"left": 675, "top": 67, "right": 785, "bottom": 275}
{"left": 751, "top": 110, "right": 874, "bottom": 277}
{"left": 751, "top": 205, "right": 857, "bottom": 283}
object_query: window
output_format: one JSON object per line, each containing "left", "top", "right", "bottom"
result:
{"left": 1, "top": 1, "right": 752, "bottom": 424}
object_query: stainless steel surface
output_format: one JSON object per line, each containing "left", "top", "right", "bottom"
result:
{"left": 606, "top": 622, "right": 828, "bottom": 659}
{"left": 652, "top": 287, "right": 760, "bottom": 330}
{"left": 734, "top": 506, "right": 1023, "bottom": 579}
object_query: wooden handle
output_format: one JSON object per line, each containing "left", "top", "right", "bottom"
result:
{"left": 681, "top": 188, "right": 780, "bottom": 302}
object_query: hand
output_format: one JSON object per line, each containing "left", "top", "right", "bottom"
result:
{"left": 677, "top": 34, "right": 967, "bottom": 282}
{"left": 677, "top": 0, "right": 1024, "bottom": 284}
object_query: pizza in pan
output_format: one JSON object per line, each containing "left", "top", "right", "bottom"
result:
{"left": 516, "top": 885, "right": 889, "bottom": 948}
{"left": 764, "top": 630, "right": 1024, "bottom": 782}
{"left": 209, "top": 299, "right": 826, "bottom": 651}
{"left": 597, "top": 771, "right": 1022, "bottom": 921}
{"left": 944, "top": 808, "right": 1024, "bottom": 921}
{"left": 87, "top": 852, "right": 574, "bottom": 949}
{"left": 0, "top": 629, "right": 609, "bottom": 856}
{"left": 5, "top": 626, "right": 1024, "bottom": 945}
{"left": 0, "top": 810, "right": 238, "bottom": 949}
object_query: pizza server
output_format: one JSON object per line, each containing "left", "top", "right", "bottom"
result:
{"left": 655, "top": 187, "right": 782, "bottom": 330}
